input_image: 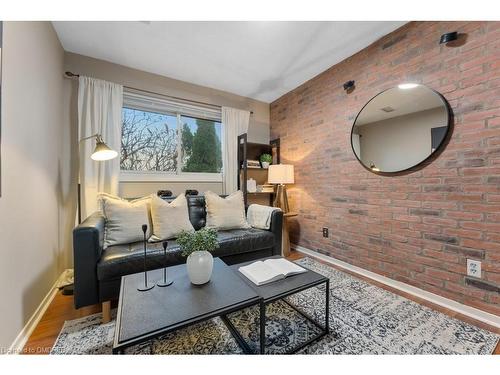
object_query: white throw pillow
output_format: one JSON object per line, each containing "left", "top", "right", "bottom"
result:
{"left": 149, "top": 194, "right": 195, "bottom": 242}
{"left": 98, "top": 193, "right": 152, "bottom": 248}
{"left": 205, "top": 190, "right": 250, "bottom": 230}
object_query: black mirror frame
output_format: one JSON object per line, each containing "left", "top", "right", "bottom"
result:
{"left": 350, "top": 85, "right": 454, "bottom": 176}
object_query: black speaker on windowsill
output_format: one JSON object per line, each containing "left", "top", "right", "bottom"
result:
{"left": 157, "top": 190, "right": 173, "bottom": 198}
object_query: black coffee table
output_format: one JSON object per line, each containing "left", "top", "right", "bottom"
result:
{"left": 227, "top": 256, "right": 329, "bottom": 354}
{"left": 112, "top": 257, "right": 329, "bottom": 354}
{"left": 112, "top": 258, "right": 261, "bottom": 354}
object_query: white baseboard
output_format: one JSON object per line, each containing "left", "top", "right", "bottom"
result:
{"left": 293, "top": 244, "right": 500, "bottom": 329}
{"left": 8, "top": 269, "right": 71, "bottom": 354}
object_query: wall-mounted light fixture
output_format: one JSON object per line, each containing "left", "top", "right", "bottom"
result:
{"left": 343, "top": 80, "right": 355, "bottom": 92}
{"left": 439, "top": 32, "right": 458, "bottom": 45}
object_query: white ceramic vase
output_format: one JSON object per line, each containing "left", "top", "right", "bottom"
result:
{"left": 261, "top": 162, "right": 270, "bottom": 169}
{"left": 186, "top": 251, "right": 214, "bottom": 285}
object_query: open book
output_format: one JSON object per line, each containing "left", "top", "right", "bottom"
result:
{"left": 238, "top": 258, "right": 307, "bottom": 286}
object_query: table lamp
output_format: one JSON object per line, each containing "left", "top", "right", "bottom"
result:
{"left": 268, "top": 164, "right": 294, "bottom": 213}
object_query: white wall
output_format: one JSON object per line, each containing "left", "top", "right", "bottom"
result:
{"left": 0, "top": 22, "right": 72, "bottom": 350}
{"left": 357, "top": 107, "right": 447, "bottom": 172}
{"left": 64, "top": 52, "right": 271, "bottom": 198}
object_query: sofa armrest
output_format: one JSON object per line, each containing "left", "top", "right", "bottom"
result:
{"left": 73, "top": 212, "right": 105, "bottom": 308}
{"left": 269, "top": 210, "right": 283, "bottom": 256}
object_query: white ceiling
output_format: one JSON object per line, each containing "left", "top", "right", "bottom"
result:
{"left": 52, "top": 21, "right": 406, "bottom": 103}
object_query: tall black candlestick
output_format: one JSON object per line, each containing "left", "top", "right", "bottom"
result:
{"left": 157, "top": 241, "right": 173, "bottom": 287}
{"left": 137, "top": 224, "right": 154, "bottom": 292}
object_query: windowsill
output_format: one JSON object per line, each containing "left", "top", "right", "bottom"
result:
{"left": 120, "top": 171, "right": 223, "bottom": 183}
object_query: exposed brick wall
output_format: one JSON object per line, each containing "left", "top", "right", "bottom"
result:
{"left": 270, "top": 21, "right": 500, "bottom": 315}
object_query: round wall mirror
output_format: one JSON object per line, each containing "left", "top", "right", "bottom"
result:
{"left": 351, "top": 84, "right": 451, "bottom": 174}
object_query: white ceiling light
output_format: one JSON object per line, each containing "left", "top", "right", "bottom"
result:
{"left": 398, "top": 83, "right": 419, "bottom": 90}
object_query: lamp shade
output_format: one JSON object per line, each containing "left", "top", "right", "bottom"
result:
{"left": 268, "top": 164, "right": 294, "bottom": 184}
{"left": 91, "top": 136, "right": 118, "bottom": 161}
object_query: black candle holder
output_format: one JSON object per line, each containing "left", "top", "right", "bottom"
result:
{"left": 137, "top": 224, "right": 155, "bottom": 292}
{"left": 157, "top": 241, "right": 174, "bottom": 287}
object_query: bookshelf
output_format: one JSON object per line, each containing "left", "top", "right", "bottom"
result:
{"left": 237, "top": 134, "right": 280, "bottom": 207}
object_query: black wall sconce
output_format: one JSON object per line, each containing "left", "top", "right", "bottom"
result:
{"left": 343, "top": 80, "right": 355, "bottom": 93}
{"left": 439, "top": 31, "right": 458, "bottom": 44}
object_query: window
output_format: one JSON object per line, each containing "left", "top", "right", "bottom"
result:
{"left": 120, "top": 90, "right": 223, "bottom": 182}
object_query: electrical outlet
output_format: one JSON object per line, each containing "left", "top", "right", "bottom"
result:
{"left": 322, "top": 227, "right": 329, "bottom": 238}
{"left": 467, "top": 259, "right": 481, "bottom": 278}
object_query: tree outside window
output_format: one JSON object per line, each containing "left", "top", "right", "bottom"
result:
{"left": 181, "top": 116, "right": 222, "bottom": 173}
{"left": 121, "top": 107, "right": 222, "bottom": 175}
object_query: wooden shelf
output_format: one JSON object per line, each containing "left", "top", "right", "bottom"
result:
{"left": 238, "top": 134, "right": 280, "bottom": 207}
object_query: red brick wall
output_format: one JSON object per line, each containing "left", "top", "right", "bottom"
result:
{"left": 270, "top": 21, "right": 500, "bottom": 315}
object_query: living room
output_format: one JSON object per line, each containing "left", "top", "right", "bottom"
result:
{"left": 0, "top": 0, "right": 499, "bottom": 372}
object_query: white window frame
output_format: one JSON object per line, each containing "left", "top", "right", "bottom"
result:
{"left": 120, "top": 90, "right": 223, "bottom": 183}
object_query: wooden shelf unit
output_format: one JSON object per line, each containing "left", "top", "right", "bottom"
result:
{"left": 237, "top": 134, "right": 280, "bottom": 207}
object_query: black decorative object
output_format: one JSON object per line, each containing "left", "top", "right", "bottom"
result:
{"left": 343, "top": 80, "right": 355, "bottom": 92}
{"left": 157, "top": 241, "right": 174, "bottom": 287}
{"left": 185, "top": 189, "right": 199, "bottom": 196}
{"left": 137, "top": 224, "right": 155, "bottom": 292}
{"left": 439, "top": 32, "right": 458, "bottom": 44}
{"left": 157, "top": 189, "right": 172, "bottom": 198}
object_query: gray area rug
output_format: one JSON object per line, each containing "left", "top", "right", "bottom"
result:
{"left": 51, "top": 257, "right": 499, "bottom": 354}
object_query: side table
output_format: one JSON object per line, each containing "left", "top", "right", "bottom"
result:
{"left": 282, "top": 212, "right": 297, "bottom": 256}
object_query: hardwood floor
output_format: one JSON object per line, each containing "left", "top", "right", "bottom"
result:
{"left": 21, "top": 292, "right": 102, "bottom": 354}
{"left": 22, "top": 251, "right": 500, "bottom": 355}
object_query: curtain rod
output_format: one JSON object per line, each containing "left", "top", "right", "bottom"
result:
{"left": 64, "top": 71, "right": 254, "bottom": 115}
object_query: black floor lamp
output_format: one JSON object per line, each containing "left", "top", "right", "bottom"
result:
{"left": 63, "top": 134, "right": 118, "bottom": 297}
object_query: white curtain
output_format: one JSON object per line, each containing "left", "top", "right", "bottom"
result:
{"left": 78, "top": 76, "right": 123, "bottom": 219}
{"left": 222, "top": 107, "right": 250, "bottom": 194}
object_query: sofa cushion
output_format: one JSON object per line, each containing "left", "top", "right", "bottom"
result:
{"left": 149, "top": 194, "right": 194, "bottom": 242}
{"left": 205, "top": 191, "right": 250, "bottom": 230}
{"left": 215, "top": 228, "right": 274, "bottom": 256}
{"left": 97, "top": 241, "right": 184, "bottom": 281}
{"left": 163, "top": 195, "right": 206, "bottom": 230}
{"left": 98, "top": 193, "right": 152, "bottom": 249}
{"left": 97, "top": 228, "right": 275, "bottom": 281}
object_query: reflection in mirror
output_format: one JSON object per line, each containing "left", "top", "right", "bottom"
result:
{"left": 352, "top": 84, "right": 450, "bottom": 173}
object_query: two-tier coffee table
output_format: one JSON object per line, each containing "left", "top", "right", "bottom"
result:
{"left": 226, "top": 256, "right": 329, "bottom": 354}
{"left": 112, "top": 257, "right": 329, "bottom": 354}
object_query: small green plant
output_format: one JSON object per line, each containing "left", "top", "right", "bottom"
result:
{"left": 260, "top": 153, "right": 273, "bottom": 164}
{"left": 176, "top": 228, "right": 219, "bottom": 257}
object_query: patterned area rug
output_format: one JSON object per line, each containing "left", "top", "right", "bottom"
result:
{"left": 51, "top": 258, "right": 499, "bottom": 354}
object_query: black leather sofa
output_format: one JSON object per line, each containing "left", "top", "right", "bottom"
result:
{"left": 73, "top": 195, "right": 283, "bottom": 309}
